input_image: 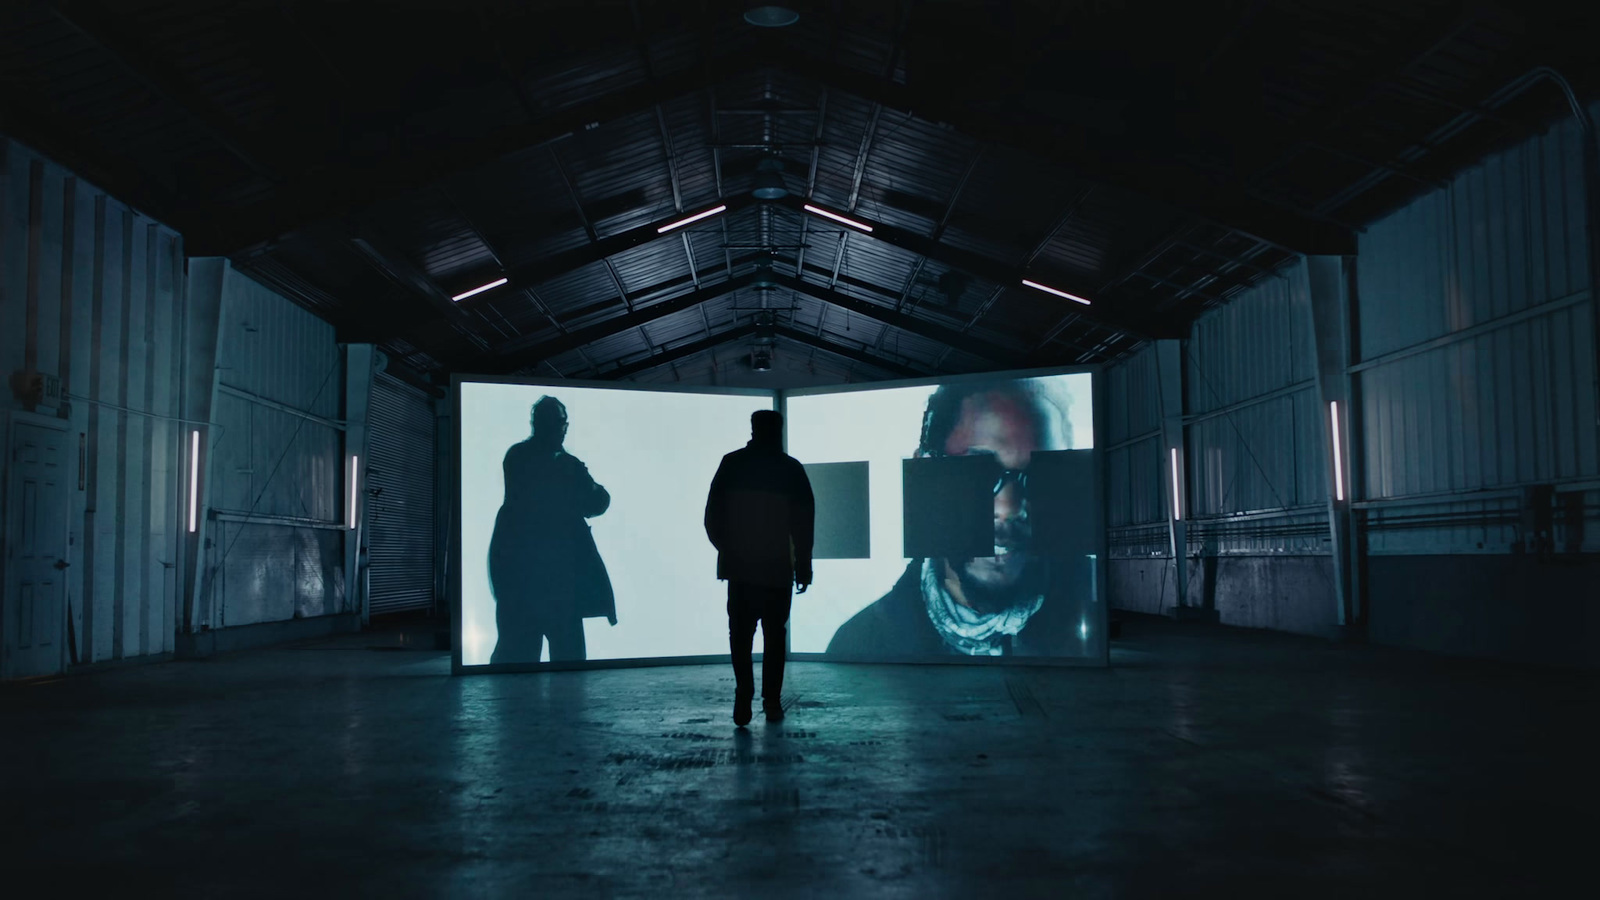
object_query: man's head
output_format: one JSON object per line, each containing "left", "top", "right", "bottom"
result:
{"left": 751, "top": 409, "right": 784, "bottom": 446}
{"left": 916, "top": 379, "right": 1070, "bottom": 612}
{"left": 530, "top": 396, "right": 569, "bottom": 446}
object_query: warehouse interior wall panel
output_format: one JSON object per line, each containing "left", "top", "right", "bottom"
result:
{"left": 200, "top": 262, "right": 348, "bottom": 630}
{"left": 0, "top": 136, "right": 185, "bottom": 667}
{"left": 365, "top": 371, "right": 438, "bottom": 617}
{"left": 1102, "top": 103, "right": 1600, "bottom": 664}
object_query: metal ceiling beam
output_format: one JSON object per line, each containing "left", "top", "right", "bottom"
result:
{"left": 453, "top": 194, "right": 1158, "bottom": 340}
{"left": 189, "top": 35, "right": 1354, "bottom": 259}
{"left": 598, "top": 323, "right": 758, "bottom": 380}
{"left": 757, "top": 41, "right": 1358, "bottom": 255}
{"left": 342, "top": 225, "right": 495, "bottom": 353}
{"left": 772, "top": 325, "right": 927, "bottom": 379}
{"left": 481, "top": 253, "right": 1021, "bottom": 378}
{"left": 485, "top": 273, "right": 756, "bottom": 374}
{"left": 496, "top": 193, "right": 759, "bottom": 296}
{"left": 766, "top": 196, "right": 1161, "bottom": 339}
{"left": 0, "top": 93, "right": 182, "bottom": 228}
{"left": 196, "top": 54, "right": 749, "bottom": 256}
{"left": 599, "top": 323, "right": 923, "bottom": 382}
{"left": 769, "top": 271, "right": 1019, "bottom": 364}
{"left": 47, "top": 0, "right": 281, "bottom": 184}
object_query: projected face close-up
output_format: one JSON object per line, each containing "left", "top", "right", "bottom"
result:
{"left": 785, "top": 372, "right": 1099, "bottom": 662}
{"left": 939, "top": 389, "right": 1043, "bottom": 602}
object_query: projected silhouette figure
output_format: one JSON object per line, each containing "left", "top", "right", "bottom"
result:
{"left": 489, "top": 396, "right": 615, "bottom": 664}
{"left": 705, "top": 410, "right": 815, "bottom": 726}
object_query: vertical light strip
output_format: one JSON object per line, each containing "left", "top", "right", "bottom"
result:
{"left": 188, "top": 430, "right": 200, "bottom": 533}
{"left": 348, "top": 455, "right": 360, "bottom": 530}
{"left": 1329, "top": 401, "right": 1345, "bottom": 502}
{"left": 1170, "top": 447, "right": 1182, "bottom": 521}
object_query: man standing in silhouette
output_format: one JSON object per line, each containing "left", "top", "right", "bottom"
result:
{"left": 489, "top": 396, "right": 615, "bottom": 664}
{"left": 705, "top": 410, "right": 815, "bottom": 726}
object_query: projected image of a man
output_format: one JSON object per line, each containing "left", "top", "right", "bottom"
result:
{"left": 827, "top": 380, "right": 1070, "bottom": 657}
{"left": 488, "top": 396, "right": 616, "bottom": 664}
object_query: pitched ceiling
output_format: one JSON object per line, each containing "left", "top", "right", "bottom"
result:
{"left": 2, "top": 0, "right": 1593, "bottom": 390}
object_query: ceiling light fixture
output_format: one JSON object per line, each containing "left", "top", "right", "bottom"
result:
{"left": 657, "top": 204, "right": 728, "bottom": 234}
{"left": 803, "top": 204, "right": 873, "bottom": 233}
{"left": 451, "top": 277, "right": 509, "bottom": 302}
{"left": 743, "top": 5, "right": 799, "bottom": 27}
{"left": 752, "top": 156, "right": 789, "bottom": 199}
{"left": 1021, "top": 278, "right": 1092, "bottom": 306}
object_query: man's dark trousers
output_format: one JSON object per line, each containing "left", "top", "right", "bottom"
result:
{"left": 728, "top": 581, "right": 793, "bottom": 703}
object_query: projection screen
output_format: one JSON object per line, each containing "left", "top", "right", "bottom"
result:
{"left": 785, "top": 370, "right": 1105, "bottom": 664}
{"left": 454, "top": 379, "right": 773, "bottom": 669}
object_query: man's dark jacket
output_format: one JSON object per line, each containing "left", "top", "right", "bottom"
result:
{"left": 489, "top": 441, "right": 615, "bottom": 623}
{"left": 704, "top": 439, "right": 815, "bottom": 588}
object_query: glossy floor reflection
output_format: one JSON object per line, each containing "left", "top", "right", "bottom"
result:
{"left": 3, "top": 614, "right": 1593, "bottom": 898}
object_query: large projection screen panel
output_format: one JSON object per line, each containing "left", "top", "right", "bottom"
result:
{"left": 785, "top": 370, "right": 1104, "bottom": 664}
{"left": 456, "top": 380, "right": 773, "bottom": 668}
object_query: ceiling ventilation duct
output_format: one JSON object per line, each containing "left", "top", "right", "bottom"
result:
{"left": 743, "top": 5, "right": 799, "bottom": 27}
{"left": 752, "top": 255, "right": 779, "bottom": 289}
{"left": 752, "top": 155, "right": 789, "bottom": 199}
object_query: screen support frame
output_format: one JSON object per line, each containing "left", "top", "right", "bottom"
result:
{"left": 450, "top": 364, "right": 1106, "bottom": 674}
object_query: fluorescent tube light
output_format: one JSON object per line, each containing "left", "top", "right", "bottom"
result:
{"left": 451, "top": 278, "right": 508, "bottom": 302}
{"left": 1022, "top": 278, "right": 1092, "bottom": 306}
{"left": 802, "top": 204, "right": 873, "bottom": 232}
{"left": 656, "top": 204, "right": 728, "bottom": 234}
{"left": 1170, "top": 447, "right": 1182, "bottom": 521}
{"left": 188, "top": 430, "right": 200, "bottom": 533}
{"left": 349, "top": 455, "right": 360, "bottom": 530}
{"left": 1330, "top": 401, "right": 1344, "bottom": 502}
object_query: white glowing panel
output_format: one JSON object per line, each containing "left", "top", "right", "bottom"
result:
{"left": 458, "top": 382, "right": 772, "bottom": 666}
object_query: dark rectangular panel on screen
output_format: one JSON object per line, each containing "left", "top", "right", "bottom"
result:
{"left": 805, "top": 461, "right": 871, "bottom": 559}
{"left": 902, "top": 455, "right": 994, "bottom": 559}
{"left": 1026, "top": 449, "right": 1097, "bottom": 560}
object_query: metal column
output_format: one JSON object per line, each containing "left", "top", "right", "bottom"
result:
{"left": 1154, "top": 338, "right": 1190, "bottom": 613}
{"left": 1299, "top": 255, "right": 1360, "bottom": 632}
{"left": 179, "top": 258, "right": 225, "bottom": 635}
{"left": 343, "top": 344, "right": 375, "bottom": 624}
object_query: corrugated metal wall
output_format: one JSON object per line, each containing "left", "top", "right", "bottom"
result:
{"left": 198, "top": 265, "right": 348, "bottom": 628}
{"left": 1184, "top": 273, "right": 1329, "bottom": 554}
{"left": 366, "top": 372, "right": 437, "bottom": 616}
{"left": 1104, "top": 346, "right": 1165, "bottom": 556}
{"left": 1103, "top": 103, "right": 1600, "bottom": 658}
{"left": 0, "top": 135, "right": 185, "bottom": 663}
{"left": 1355, "top": 108, "right": 1598, "bottom": 554}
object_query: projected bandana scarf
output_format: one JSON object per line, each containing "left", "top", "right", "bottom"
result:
{"left": 921, "top": 559, "right": 1044, "bottom": 656}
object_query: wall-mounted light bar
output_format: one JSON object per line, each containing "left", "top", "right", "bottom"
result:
{"left": 656, "top": 204, "right": 728, "bottom": 234}
{"left": 802, "top": 204, "right": 873, "bottom": 233}
{"left": 348, "top": 455, "right": 360, "bottom": 530}
{"left": 451, "top": 277, "right": 508, "bottom": 302}
{"left": 1170, "top": 447, "right": 1182, "bottom": 521}
{"left": 1329, "top": 401, "right": 1345, "bottom": 502}
{"left": 1021, "top": 278, "right": 1092, "bottom": 306}
{"left": 188, "top": 430, "right": 201, "bottom": 533}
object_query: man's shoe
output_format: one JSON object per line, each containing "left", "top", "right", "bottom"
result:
{"left": 733, "top": 692, "right": 753, "bottom": 728}
{"left": 763, "top": 697, "right": 785, "bottom": 722}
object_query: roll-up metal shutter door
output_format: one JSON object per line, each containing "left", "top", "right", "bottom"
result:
{"left": 367, "top": 373, "right": 437, "bottom": 616}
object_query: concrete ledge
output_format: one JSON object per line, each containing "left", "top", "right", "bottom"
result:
{"left": 1168, "top": 605, "right": 1220, "bottom": 623}
{"left": 176, "top": 613, "right": 363, "bottom": 659}
{"left": 62, "top": 653, "right": 174, "bottom": 677}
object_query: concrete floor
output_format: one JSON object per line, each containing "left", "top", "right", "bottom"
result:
{"left": 2, "top": 615, "right": 1593, "bottom": 898}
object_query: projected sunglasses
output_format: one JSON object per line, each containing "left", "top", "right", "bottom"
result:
{"left": 925, "top": 451, "right": 1030, "bottom": 499}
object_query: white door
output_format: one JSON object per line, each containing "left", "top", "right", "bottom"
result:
{"left": 4, "top": 423, "right": 70, "bottom": 679}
